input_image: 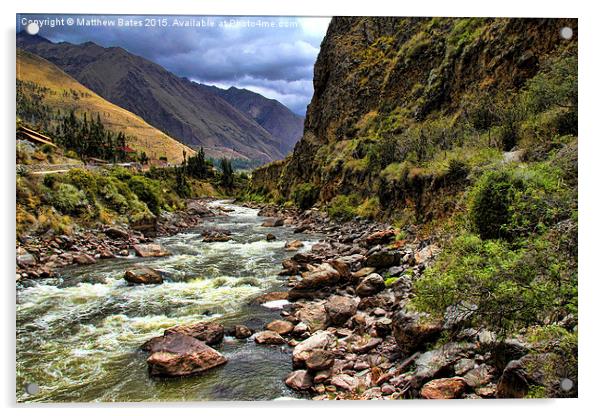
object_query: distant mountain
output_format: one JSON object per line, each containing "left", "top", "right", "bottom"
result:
{"left": 208, "top": 86, "right": 304, "bottom": 154}
{"left": 17, "top": 33, "right": 290, "bottom": 162}
{"left": 17, "top": 48, "right": 194, "bottom": 163}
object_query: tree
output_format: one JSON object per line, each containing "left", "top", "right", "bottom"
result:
{"left": 220, "top": 158, "right": 234, "bottom": 189}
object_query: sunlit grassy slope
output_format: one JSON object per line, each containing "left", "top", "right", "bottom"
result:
{"left": 17, "top": 49, "right": 194, "bottom": 163}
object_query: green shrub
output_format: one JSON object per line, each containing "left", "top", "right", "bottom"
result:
{"left": 127, "top": 176, "right": 163, "bottom": 215}
{"left": 411, "top": 232, "right": 575, "bottom": 334}
{"left": 327, "top": 194, "right": 360, "bottom": 221}
{"left": 292, "top": 182, "right": 319, "bottom": 210}
{"left": 51, "top": 183, "right": 88, "bottom": 215}
{"left": 468, "top": 164, "right": 571, "bottom": 241}
{"left": 356, "top": 196, "right": 380, "bottom": 219}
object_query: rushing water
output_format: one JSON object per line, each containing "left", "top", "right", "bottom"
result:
{"left": 16, "top": 201, "right": 322, "bottom": 402}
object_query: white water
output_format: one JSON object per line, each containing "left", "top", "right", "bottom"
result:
{"left": 16, "top": 201, "right": 321, "bottom": 402}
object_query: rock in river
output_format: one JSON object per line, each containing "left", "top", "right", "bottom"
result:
{"left": 124, "top": 267, "right": 163, "bottom": 284}
{"left": 265, "top": 319, "right": 294, "bottom": 335}
{"left": 164, "top": 322, "right": 225, "bottom": 346}
{"left": 254, "top": 330, "right": 286, "bottom": 345}
{"left": 285, "top": 369, "right": 313, "bottom": 391}
{"left": 133, "top": 243, "right": 170, "bottom": 258}
{"left": 261, "top": 218, "right": 284, "bottom": 227}
{"left": 145, "top": 333, "right": 227, "bottom": 377}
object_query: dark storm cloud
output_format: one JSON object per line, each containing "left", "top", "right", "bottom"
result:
{"left": 17, "top": 14, "right": 330, "bottom": 115}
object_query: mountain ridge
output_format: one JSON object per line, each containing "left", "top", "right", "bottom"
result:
{"left": 17, "top": 33, "right": 303, "bottom": 162}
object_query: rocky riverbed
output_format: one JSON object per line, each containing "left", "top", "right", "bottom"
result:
{"left": 16, "top": 199, "right": 570, "bottom": 401}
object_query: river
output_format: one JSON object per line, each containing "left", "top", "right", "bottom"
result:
{"left": 16, "top": 201, "right": 322, "bottom": 402}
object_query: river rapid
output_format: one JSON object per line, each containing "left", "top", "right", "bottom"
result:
{"left": 16, "top": 201, "right": 322, "bottom": 402}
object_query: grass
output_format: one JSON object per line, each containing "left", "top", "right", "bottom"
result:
{"left": 17, "top": 49, "right": 193, "bottom": 163}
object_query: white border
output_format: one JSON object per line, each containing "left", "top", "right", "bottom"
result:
{"left": 2, "top": 1, "right": 599, "bottom": 415}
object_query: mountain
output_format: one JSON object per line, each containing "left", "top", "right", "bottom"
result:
{"left": 208, "top": 86, "right": 304, "bottom": 154}
{"left": 17, "top": 48, "right": 194, "bottom": 163}
{"left": 17, "top": 33, "right": 286, "bottom": 163}
{"left": 253, "top": 17, "right": 577, "bottom": 217}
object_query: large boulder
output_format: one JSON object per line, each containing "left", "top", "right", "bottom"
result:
{"left": 412, "top": 342, "right": 475, "bottom": 386}
{"left": 355, "top": 273, "right": 385, "bottom": 297}
{"left": 104, "top": 226, "right": 129, "bottom": 239}
{"left": 251, "top": 291, "right": 289, "bottom": 304}
{"left": 392, "top": 310, "right": 442, "bottom": 355}
{"left": 284, "top": 240, "right": 304, "bottom": 251}
{"left": 261, "top": 218, "right": 284, "bottom": 227}
{"left": 73, "top": 253, "right": 97, "bottom": 265}
{"left": 330, "top": 374, "right": 358, "bottom": 391}
{"left": 254, "top": 330, "right": 286, "bottom": 345}
{"left": 265, "top": 319, "right": 294, "bottom": 335}
{"left": 233, "top": 325, "right": 253, "bottom": 339}
{"left": 164, "top": 322, "right": 224, "bottom": 346}
{"left": 366, "top": 250, "right": 401, "bottom": 269}
{"left": 364, "top": 229, "right": 396, "bottom": 246}
{"left": 295, "top": 263, "right": 340, "bottom": 290}
{"left": 124, "top": 267, "right": 163, "bottom": 284}
{"left": 133, "top": 243, "right": 170, "bottom": 258}
{"left": 292, "top": 330, "right": 336, "bottom": 368}
{"left": 324, "top": 295, "right": 358, "bottom": 326}
{"left": 305, "top": 349, "right": 335, "bottom": 371}
{"left": 496, "top": 354, "right": 553, "bottom": 398}
{"left": 420, "top": 377, "right": 467, "bottom": 399}
{"left": 294, "top": 302, "right": 329, "bottom": 332}
{"left": 145, "top": 333, "right": 227, "bottom": 377}
{"left": 285, "top": 370, "right": 313, "bottom": 391}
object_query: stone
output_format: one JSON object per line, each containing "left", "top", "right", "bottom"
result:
{"left": 17, "top": 251, "right": 36, "bottom": 267}
{"left": 381, "top": 384, "right": 396, "bottom": 395}
{"left": 261, "top": 218, "right": 284, "bottom": 227}
{"left": 292, "top": 330, "right": 335, "bottom": 368}
{"left": 420, "top": 377, "right": 467, "bottom": 399}
{"left": 254, "top": 330, "right": 286, "bottom": 345}
{"left": 331, "top": 374, "right": 358, "bottom": 391}
{"left": 295, "top": 263, "right": 340, "bottom": 290}
{"left": 251, "top": 291, "right": 289, "bottom": 304}
{"left": 365, "top": 229, "right": 396, "bottom": 246}
{"left": 356, "top": 273, "right": 385, "bottom": 297}
{"left": 233, "top": 325, "right": 253, "bottom": 339}
{"left": 164, "top": 322, "right": 224, "bottom": 346}
{"left": 324, "top": 295, "right": 358, "bottom": 326}
{"left": 133, "top": 243, "right": 170, "bottom": 258}
{"left": 124, "top": 267, "right": 163, "bottom": 285}
{"left": 284, "top": 240, "right": 304, "bottom": 251}
{"left": 285, "top": 370, "right": 313, "bottom": 391}
{"left": 104, "top": 227, "right": 129, "bottom": 239}
{"left": 73, "top": 253, "right": 97, "bottom": 265}
{"left": 496, "top": 354, "right": 552, "bottom": 398}
{"left": 280, "top": 259, "right": 299, "bottom": 275}
{"left": 265, "top": 319, "right": 294, "bottom": 335}
{"left": 292, "top": 322, "right": 309, "bottom": 336}
{"left": 392, "top": 310, "right": 443, "bottom": 355}
{"left": 266, "top": 233, "right": 276, "bottom": 241}
{"left": 464, "top": 364, "right": 495, "bottom": 388}
{"left": 305, "top": 350, "right": 335, "bottom": 371}
{"left": 294, "top": 303, "right": 328, "bottom": 332}
{"left": 366, "top": 250, "right": 401, "bottom": 269}
{"left": 414, "top": 244, "right": 440, "bottom": 264}
{"left": 202, "top": 233, "right": 231, "bottom": 242}
{"left": 145, "top": 333, "right": 227, "bottom": 377}
{"left": 412, "top": 343, "right": 475, "bottom": 386}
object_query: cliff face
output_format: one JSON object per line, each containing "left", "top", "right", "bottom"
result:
{"left": 253, "top": 17, "right": 577, "bottom": 219}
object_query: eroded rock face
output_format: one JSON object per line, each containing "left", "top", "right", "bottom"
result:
{"left": 420, "top": 377, "right": 467, "bottom": 399}
{"left": 164, "top": 322, "right": 224, "bottom": 346}
{"left": 124, "top": 267, "right": 163, "bottom": 284}
{"left": 325, "top": 295, "right": 358, "bottom": 326}
{"left": 145, "top": 333, "right": 227, "bottom": 377}
{"left": 133, "top": 243, "right": 170, "bottom": 257}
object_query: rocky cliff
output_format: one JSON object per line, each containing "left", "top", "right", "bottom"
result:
{"left": 253, "top": 17, "right": 577, "bottom": 222}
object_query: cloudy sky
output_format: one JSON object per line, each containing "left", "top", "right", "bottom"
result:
{"left": 17, "top": 15, "right": 331, "bottom": 115}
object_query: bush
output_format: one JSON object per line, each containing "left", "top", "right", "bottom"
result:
{"left": 292, "top": 183, "right": 319, "bottom": 210}
{"left": 468, "top": 164, "right": 572, "bottom": 241}
{"left": 327, "top": 194, "right": 360, "bottom": 221}
{"left": 50, "top": 183, "right": 88, "bottom": 215}
{"left": 411, "top": 232, "right": 575, "bottom": 334}
{"left": 127, "top": 176, "right": 163, "bottom": 215}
